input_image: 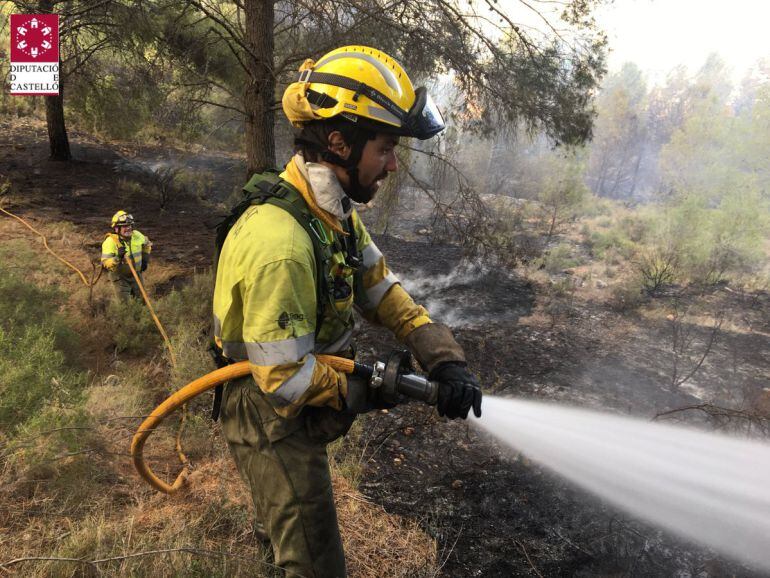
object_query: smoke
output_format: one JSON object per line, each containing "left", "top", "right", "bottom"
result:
{"left": 398, "top": 260, "right": 530, "bottom": 328}
{"left": 475, "top": 396, "right": 770, "bottom": 572}
{"left": 400, "top": 261, "right": 491, "bottom": 296}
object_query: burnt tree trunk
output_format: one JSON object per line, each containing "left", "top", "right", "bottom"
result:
{"left": 244, "top": 0, "right": 275, "bottom": 175}
{"left": 40, "top": 0, "right": 71, "bottom": 161}
{"left": 45, "top": 83, "right": 71, "bottom": 161}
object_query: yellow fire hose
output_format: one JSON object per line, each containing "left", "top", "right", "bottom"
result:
{"left": 0, "top": 205, "right": 361, "bottom": 495}
{"left": 130, "top": 355, "right": 356, "bottom": 494}
{"left": 123, "top": 256, "right": 192, "bottom": 471}
{"left": 0, "top": 205, "right": 103, "bottom": 288}
{"left": 0, "top": 205, "right": 194, "bottom": 482}
{"left": 125, "top": 257, "right": 178, "bottom": 368}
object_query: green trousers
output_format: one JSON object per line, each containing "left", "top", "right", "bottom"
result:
{"left": 109, "top": 271, "right": 141, "bottom": 300}
{"left": 221, "top": 376, "right": 354, "bottom": 578}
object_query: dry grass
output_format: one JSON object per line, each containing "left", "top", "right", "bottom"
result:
{"left": 0, "top": 220, "right": 440, "bottom": 577}
{"left": 336, "top": 475, "right": 438, "bottom": 578}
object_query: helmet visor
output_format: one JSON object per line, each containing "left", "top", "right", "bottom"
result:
{"left": 113, "top": 214, "right": 135, "bottom": 228}
{"left": 405, "top": 87, "right": 445, "bottom": 140}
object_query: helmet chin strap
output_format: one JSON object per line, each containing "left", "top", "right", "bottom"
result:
{"left": 321, "top": 135, "right": 376, "bottom": 204}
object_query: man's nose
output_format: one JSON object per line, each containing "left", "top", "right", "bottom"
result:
{"left": 386, "top": 150, "right": 398, "bottom": 172}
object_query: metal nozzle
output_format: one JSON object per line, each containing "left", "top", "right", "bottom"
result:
{"left": 368, "top": 350, "right": 439, "bottom": 406}
{"left": 396, "top": 372, "right": 438, "bottom": 405}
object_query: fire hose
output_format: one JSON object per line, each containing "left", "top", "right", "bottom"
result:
{"left": 130, "top": 350, "right": 438, "bottom": 494}
{"left": 0, "top": 205, "right": 103, "bottom": 289}
{"left": 0, "top": 208, "right": 442, "bottom": 493}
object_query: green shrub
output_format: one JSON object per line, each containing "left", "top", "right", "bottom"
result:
{"left": 581, "top": 196, "right": 614, "bottom": 218}
{"left": 0, "top": 264, "right": 86, "bottom": 433}
{"left": 175, "top": 169, "right": 216, "bottom": 202}
{"left": 618, "top": 214, "right": 648, "bottom": 242}
{"left": 641, "top": 192, "right": 769, "bottom": 287}
{"left": 596, "top": 216, "right": 613, "bottom": 229}
{"left": 157, "top": 272, "right": 213, "bottom": 334}
{"left": 0, "top": 324, "right": 86, "bottom": 433}
{"left": 0, "top": 254, "right": 65, "bottom": 324}
{"left": 8, "top": 405, "right": 100, "bottom": 491}
{"left": 105, "top": 297, "right": 160, "bottom": 355}
{"left": 67, "top": 64, "right": 163, "bottom": 139}
{"left": 117, "top": 177, "right": 143, "bottom": 198}
{"left": 610, "top": 276, "right": 646, "bottom": 312}
{"left": 542, "top": 243, "right": 582, "bottom": 274}
{"left": 168, "top": 320, "right": 215, "bottom": 392}
{"left": 638, "top": 245, "right": 680, "bottom": 293}
{"left": 587, "top": 227, "right": 637, "bottom": 261}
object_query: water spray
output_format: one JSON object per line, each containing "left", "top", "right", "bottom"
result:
{"left": 474, "top": 396, "right": 770, "bottom": 571}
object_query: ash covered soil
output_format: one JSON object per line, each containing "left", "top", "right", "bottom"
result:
{"left": 350, "top": 242, "right": 770, "bottom": 576}
{"left": 3, "top": 120, "right": 770, "bottom": 577}
{"left": 0, "top": 120, "right": 219, "bottom": 288}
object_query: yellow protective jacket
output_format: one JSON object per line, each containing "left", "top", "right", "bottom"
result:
{"left": 101, "top": 231, "right": 151, "bottom": 276}
{"left": 213, "top": 157, "right": 432, "bottom": 418}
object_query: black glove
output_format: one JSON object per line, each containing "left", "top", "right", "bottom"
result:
{"left": 117, "top": 246, "right": 126, "bottom": 261}
{"left": 141, "top": 253, "right": 149, "bottom": 272}
{"left": 430, "top": 362, "right": 482, "bottom": 419}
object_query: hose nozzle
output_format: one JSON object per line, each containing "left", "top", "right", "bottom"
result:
{"left": 368, "top": 350, "right": 438, "bottom": 406}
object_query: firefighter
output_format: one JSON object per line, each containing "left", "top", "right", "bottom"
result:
{"left": 101, "top": 211, "right": 151, "bottom": 299}
{"left": 212, "top": 46, "right": 481, "bottom": 577}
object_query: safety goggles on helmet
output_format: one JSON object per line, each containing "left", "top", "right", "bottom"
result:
{"left": 113, "top": 213, "right": 134, "bottom": 227}
{"left": 404, "top": 87, "right": 445, "bottom": 140}
{"left": 301, "top": 70, "right": 445, "bottom": 140}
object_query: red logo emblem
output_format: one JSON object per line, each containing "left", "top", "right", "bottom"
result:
{"left": 10, "top": 14, "right": 59, "bottom": 62}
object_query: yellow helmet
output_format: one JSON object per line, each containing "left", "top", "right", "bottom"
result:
{"left": 282, "top": 46, "right": 445, "bottom": 140}
{"left": 111, "top": 210, "right": 134, "bottom": 228}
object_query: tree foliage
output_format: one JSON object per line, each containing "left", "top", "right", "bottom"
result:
{"left": 148, "top": 0, "right": 608, "bottom": 170}
{"left": 537, "top": 149, "right": 588, "bottom": 240}
{"left": 586, "top": 63, "right": 648, "bottom": 199}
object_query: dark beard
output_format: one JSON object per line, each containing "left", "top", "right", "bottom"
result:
{"left": 344, "top": 168, "right": 384, "bottom": 204}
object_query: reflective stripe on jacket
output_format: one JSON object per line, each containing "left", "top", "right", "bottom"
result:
{"left": 101, "top": 231, "right": 151, "bottom": 274}
{"left": 212, "top": 156, "right": 432, "bottom": 418}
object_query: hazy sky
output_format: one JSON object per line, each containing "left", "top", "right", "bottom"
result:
{"left": 594, "top": 0, "right": 770, "bottom": 83}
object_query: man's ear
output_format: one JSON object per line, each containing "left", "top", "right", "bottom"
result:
{"left": 327, "top": 131, "right": 351, "bottom": 160}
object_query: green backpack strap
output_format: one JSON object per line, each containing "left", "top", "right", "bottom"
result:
{"left": 240, "top": 171, "right": 336, "bottom": 335}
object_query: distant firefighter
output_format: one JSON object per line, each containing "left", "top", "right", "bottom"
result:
{"left": 101, "top": 210, "right": 151, "bottom": 299}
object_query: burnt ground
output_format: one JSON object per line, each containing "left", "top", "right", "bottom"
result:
{"left": 3, "top": 120, "right": 770, "bottom": 577}
{"left": 0, "top": 119, "right": 218, "bottom": 282}
{"left": 351, "top": 238, "right": 770, "bottom": 577}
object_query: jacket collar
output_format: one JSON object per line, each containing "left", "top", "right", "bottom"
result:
{"left": 281, "top": 154, "right": 351, "bottom": 234}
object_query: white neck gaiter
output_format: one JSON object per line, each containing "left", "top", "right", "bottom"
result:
{"left": 294, "top": 154, "right": 352, "bottom": 220}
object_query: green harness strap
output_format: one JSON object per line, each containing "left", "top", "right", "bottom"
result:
{"left": 214, "top": 170, "right": 370, "bottom": 339}
{"left": 210, "top": 170, "right": 370, "bottom": 420}
{"left": 241, "top": 171, "right": 335, "bottom": 332}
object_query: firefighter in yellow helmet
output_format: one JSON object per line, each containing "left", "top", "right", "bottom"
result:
{"left": 213, "top": 46, "right": 481, "bottom": 577}
{"left": 101, "top": 211, "right": 152, "bottom": 299}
